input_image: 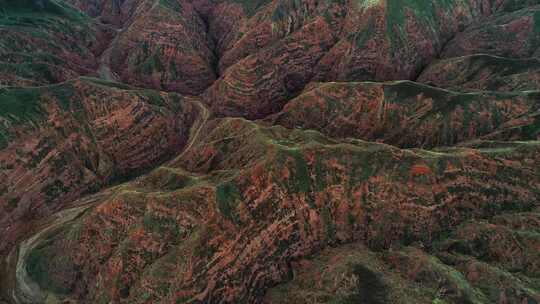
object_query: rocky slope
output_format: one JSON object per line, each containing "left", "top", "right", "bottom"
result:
{"left": 0, "top": 0, "right": 111, "bottom": 86}
{"left": 204, "top": 0, "right": 540, "bottom": 119}
{"left": 418, "top": 54, "right": 540, "bottom": 92}
{"left": 0, "top": 77, "right": 203, "bottom": 256}
{"left": 0, "top": 0, "right": 539, "bottom": 303}
{"left": 8, "top": 120, "right": 540, "bottom": 303}
{"left": 106, "top": 0, "right": 217, "bottom": 94}
{"left": 269, "top": 81, "right": 540, "bottom": 148}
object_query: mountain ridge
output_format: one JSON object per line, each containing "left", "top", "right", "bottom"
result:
{"left": 0, "top": 0, "right": 539, "bottom": 303}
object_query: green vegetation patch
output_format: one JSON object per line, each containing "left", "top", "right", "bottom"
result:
{"left": 321, "top": 206, "right": 336, "bottom": 243}
{"left": 43, "top": 179, "right": 69, "bottom": 200}
{"left": 501, "top": 0, "right": 540, "bottom": 13}
{"left": 159, "top": 0, "right": 183, "bottom": 12}
{"left": 5, "top": 196, "right": 19, "bottom": 212}
{"left": 216, "top": 182, "right": 242, "bottom": 223}
{"left": 139, "top": 51, "right": 165, "bottom": 75}
{"left": 0, "top": 61, "right": 57, "bottom": 84}
{"left": 0, "top": 0, "right": 97, "bottom": 84}
{"left": 139, "top": 90, "right": 166, "bottom": 107}
{"left": 143, "top": 213, "right": 182, "bottom": 240}
{"left": 354, "top": 15, "right": 376, "bottom": 48}
{"left": 522, "top": 114, "right": 540, "bottom": 139}
{"left": 275, "top": 149, "right": 312, "bottom": 193}
{"left": 1, "top": 0, "right": 74, "bottom": 17}
{"left": 534, "top": 10, "right": 540, "bottom": 35}
{"left": 343, "top": 264, "right": 389, "bottom": 304}
{"left": 26, "top": 235, "right": 76, "bottom": 295}
{"left": 0, "top": 0, "right": 90, "bottom": 30}
{"left": 0, "top": 86, "right": 43, "bottom": 149}
{"left": 0, "top": 87, "right": 43, "bottom": 121}
{"left": 48, "top": 82, "right": 77, "bottom": 111}
{"left": 292, "top": 151, "right": 310, "bottom": 193}
{"left": 230, "top": 0, "right": 272, "bottom": 17}
{"left": 385, "top": 0, "right": 456, "bottom": 47}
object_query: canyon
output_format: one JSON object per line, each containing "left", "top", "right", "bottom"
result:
{"left": 0, "top": 0, "right": 539, "bottom": 303}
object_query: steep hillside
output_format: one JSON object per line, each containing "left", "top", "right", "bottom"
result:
{"left": 418, "top": 54, "right": 540, "bottom": 92}
{"left": 0, "top": 0, "right": 111, "bottom": 86}
{"left": 204, "top": 1, "right": 540, "bottom": 119}
{"left": 441, "top": 5, "right": 540, "bottom": 59}
{"left": 6, "top": 119, "right": 540, "bottom": 303}
{"left": 269, "top": 81, "right": 540, "bottom": 148}
{"left": 106, "top": 0, "right": 217, "bottom": 94}
{"left": 0, "top": 1, "right": 539, "bottom": 304}
{"left": 0, "top": 77, "right": 204, "bottom": 255}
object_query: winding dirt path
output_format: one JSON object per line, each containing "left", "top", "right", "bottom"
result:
{"left": 3, "top": 3, "right": 213, "bottom": 302}
{"left": 5, "top": 97, "right": 210, "bottom": 304}
{"left": 97, "top": 27, "right": 122, "bottom": 82}
{"left": 6, "top": 190, "right": 114, "bottom": 304}
{"left": 178, "top": 97, "right": 210, "bottom": 160}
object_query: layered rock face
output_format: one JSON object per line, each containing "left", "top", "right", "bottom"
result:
{"left": 106, "top": 0, "right": 217, "bottom": 94}
{"left": 0, "top": 77, "right": 203, "bottom": 255}
{"left": 0, "top": 0, "right": 539, "bottom": 304}
{"left": 0, "top": 0, "right": 111, "bottom": 86}
{"left": 418, "top": 55, "right": 540, "bottom": 92}
{"left": 269, "top": 81, "right": 540, "bottom": 148}
{"left": 10, "top": 120, "right": 540, "bottom": 303}
{"left": 203, "top": 0, "right": 540, "bottom": 119}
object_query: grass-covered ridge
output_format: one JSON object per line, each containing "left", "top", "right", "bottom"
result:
{"left": 418, "top": 54, "right": 540, "bottom": 92}
{"left": 0, "top": 0, "right": 101, "bottom": 86}
{"left": 20, "top": 114, "right": 540, "bottom": 302}
{"left": 271, "top": 80, "right": 540, "bottom": 149}
{"left": 0, "top": 0, "right": 87, "bottom": 17}
{"left": 0, "top": 86, "right": 43, "bottom": 149}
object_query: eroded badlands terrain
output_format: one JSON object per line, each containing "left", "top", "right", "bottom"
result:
{"left": 0, "top": 0, "right": 539, "bottom": 303}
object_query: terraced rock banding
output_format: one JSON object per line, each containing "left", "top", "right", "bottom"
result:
{"left": 418, "top": 54, "right": 540, "bottom": 92}
{"left": 268, "top": 81, "right": 540, "bottom": 148}
{"left": 6, "top": 119, "right": 540, "bottom": 303}
{"left": 0, "top": 77, "right": 204, "bottom": 255}
{"left": 0, "top": 0, "right": 540, "bottom": 304}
